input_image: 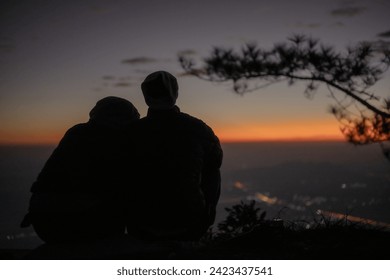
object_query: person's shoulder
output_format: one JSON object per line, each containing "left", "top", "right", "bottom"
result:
{"left": 178, "top": 112, "right": 217, "bottom": 135}
{"left": 67, "top": 123, "right": 88, "bottom": 132}
{"left": 57, "top": 123, "right": 94, "bottom": 146}
{"left": 179, "top": 112, "right": 211, "bottom": 129}
{"left": 63, "top": 123, "right": 89, "bottom": 137}
{"left": 179, "top": 111, "right": 206, "bottom": 125}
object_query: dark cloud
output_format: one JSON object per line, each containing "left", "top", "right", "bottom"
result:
{"left": 177, "top": 49, "right": 198, "bottom": 56}
{"left": 102, "top": 75, "right": 115, "bottom": 80}
{"left": 121, "top": 57, "right": 157, "bottom": 64}
{"left": 377, "top": 30, "right": 390, "bottom": 38}
{"left": 330, "top": 6, "right": 366, "bottom": 17}
{"left": 98, "top": 75, "right": 134, "bottom": 89}
{"left": 114, "top": 82, "right": 132, "bottom": 87}
{"left": 176, "top": 69, "right": 206, "bottom": 77}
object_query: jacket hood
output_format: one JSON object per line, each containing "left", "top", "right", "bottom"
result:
{"left": 89, "top": 96, "right": 140, "bottom": 127}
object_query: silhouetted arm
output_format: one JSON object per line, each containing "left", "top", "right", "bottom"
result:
{"left": 201, "top": 128, "right": 223, "bottom": 225}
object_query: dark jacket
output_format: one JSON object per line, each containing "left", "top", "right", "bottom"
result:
{"left": 22, "top": 97, "right": 139, "bottom": 243}
{"left": 126, "top": 106, "right": 223, "bottom": 241}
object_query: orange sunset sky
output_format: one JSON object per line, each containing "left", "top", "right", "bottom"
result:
{"left": 1, "top": 0, "right": 389, "bottom": 145}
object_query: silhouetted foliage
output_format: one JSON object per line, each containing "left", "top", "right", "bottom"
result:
{"left": 216, "top": 200, "right": 266, "bottom": 239}
{"left": 179, "top": 35, "right": 390, "bottom": 160}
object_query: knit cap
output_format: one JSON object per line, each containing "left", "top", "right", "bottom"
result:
{"left": 141, "top": 71, "right": 179, "bottom": 109}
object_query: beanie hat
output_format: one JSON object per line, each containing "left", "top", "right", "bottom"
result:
{"left": 141, "top": 71, "right": 179, "bottom": 109}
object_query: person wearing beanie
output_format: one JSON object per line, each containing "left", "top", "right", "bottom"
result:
{"left": 126, "top": 71, "right": 223, "bottom": 241}
{"left": 22, "top": 96, "right": 140, "bottom": 244}
{"left": 141, "top": 71, "right": 179, "bottom": 110}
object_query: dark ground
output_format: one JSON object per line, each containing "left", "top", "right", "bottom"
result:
{"left": 1, "top": 224, "right": 389, "bottom": 260}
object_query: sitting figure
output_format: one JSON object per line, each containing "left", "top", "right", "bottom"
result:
{"left": 126, "top": 71, "right": 223, "bottom": 241}
{"left": 22, "top": 96, "right": 140, "bottom": 243}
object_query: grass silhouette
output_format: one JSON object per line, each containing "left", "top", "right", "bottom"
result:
{"left": 194, "top": 201, "right": 390, "bottom": 259}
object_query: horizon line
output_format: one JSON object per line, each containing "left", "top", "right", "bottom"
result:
{"left": 0, "top": 138, "right": 347, "bottom": 147}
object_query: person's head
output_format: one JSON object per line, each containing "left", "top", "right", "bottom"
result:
{"left": 141, "top": 71, "right": 178, "bottom": 110}
{"left": 89, "top": 96, "right": 140, "bottom": 126}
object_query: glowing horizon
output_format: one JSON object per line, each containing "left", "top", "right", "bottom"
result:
{"left": 214, "top": 119, "right": 344, "bottom": 143}
{"left": 0, "top": 120, "right": 345, "bottom": 145}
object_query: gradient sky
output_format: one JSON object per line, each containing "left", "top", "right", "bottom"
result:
{"left": 1, "top": 0, "right": 389, "bottom": 144}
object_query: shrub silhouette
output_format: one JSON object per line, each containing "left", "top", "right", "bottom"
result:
{"left": 216, "top": 200, "right": 266, "bottom": 239}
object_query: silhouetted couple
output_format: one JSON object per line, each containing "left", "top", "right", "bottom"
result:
{"left": 22, "top": 71, "right": 223, "bottom": 245}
